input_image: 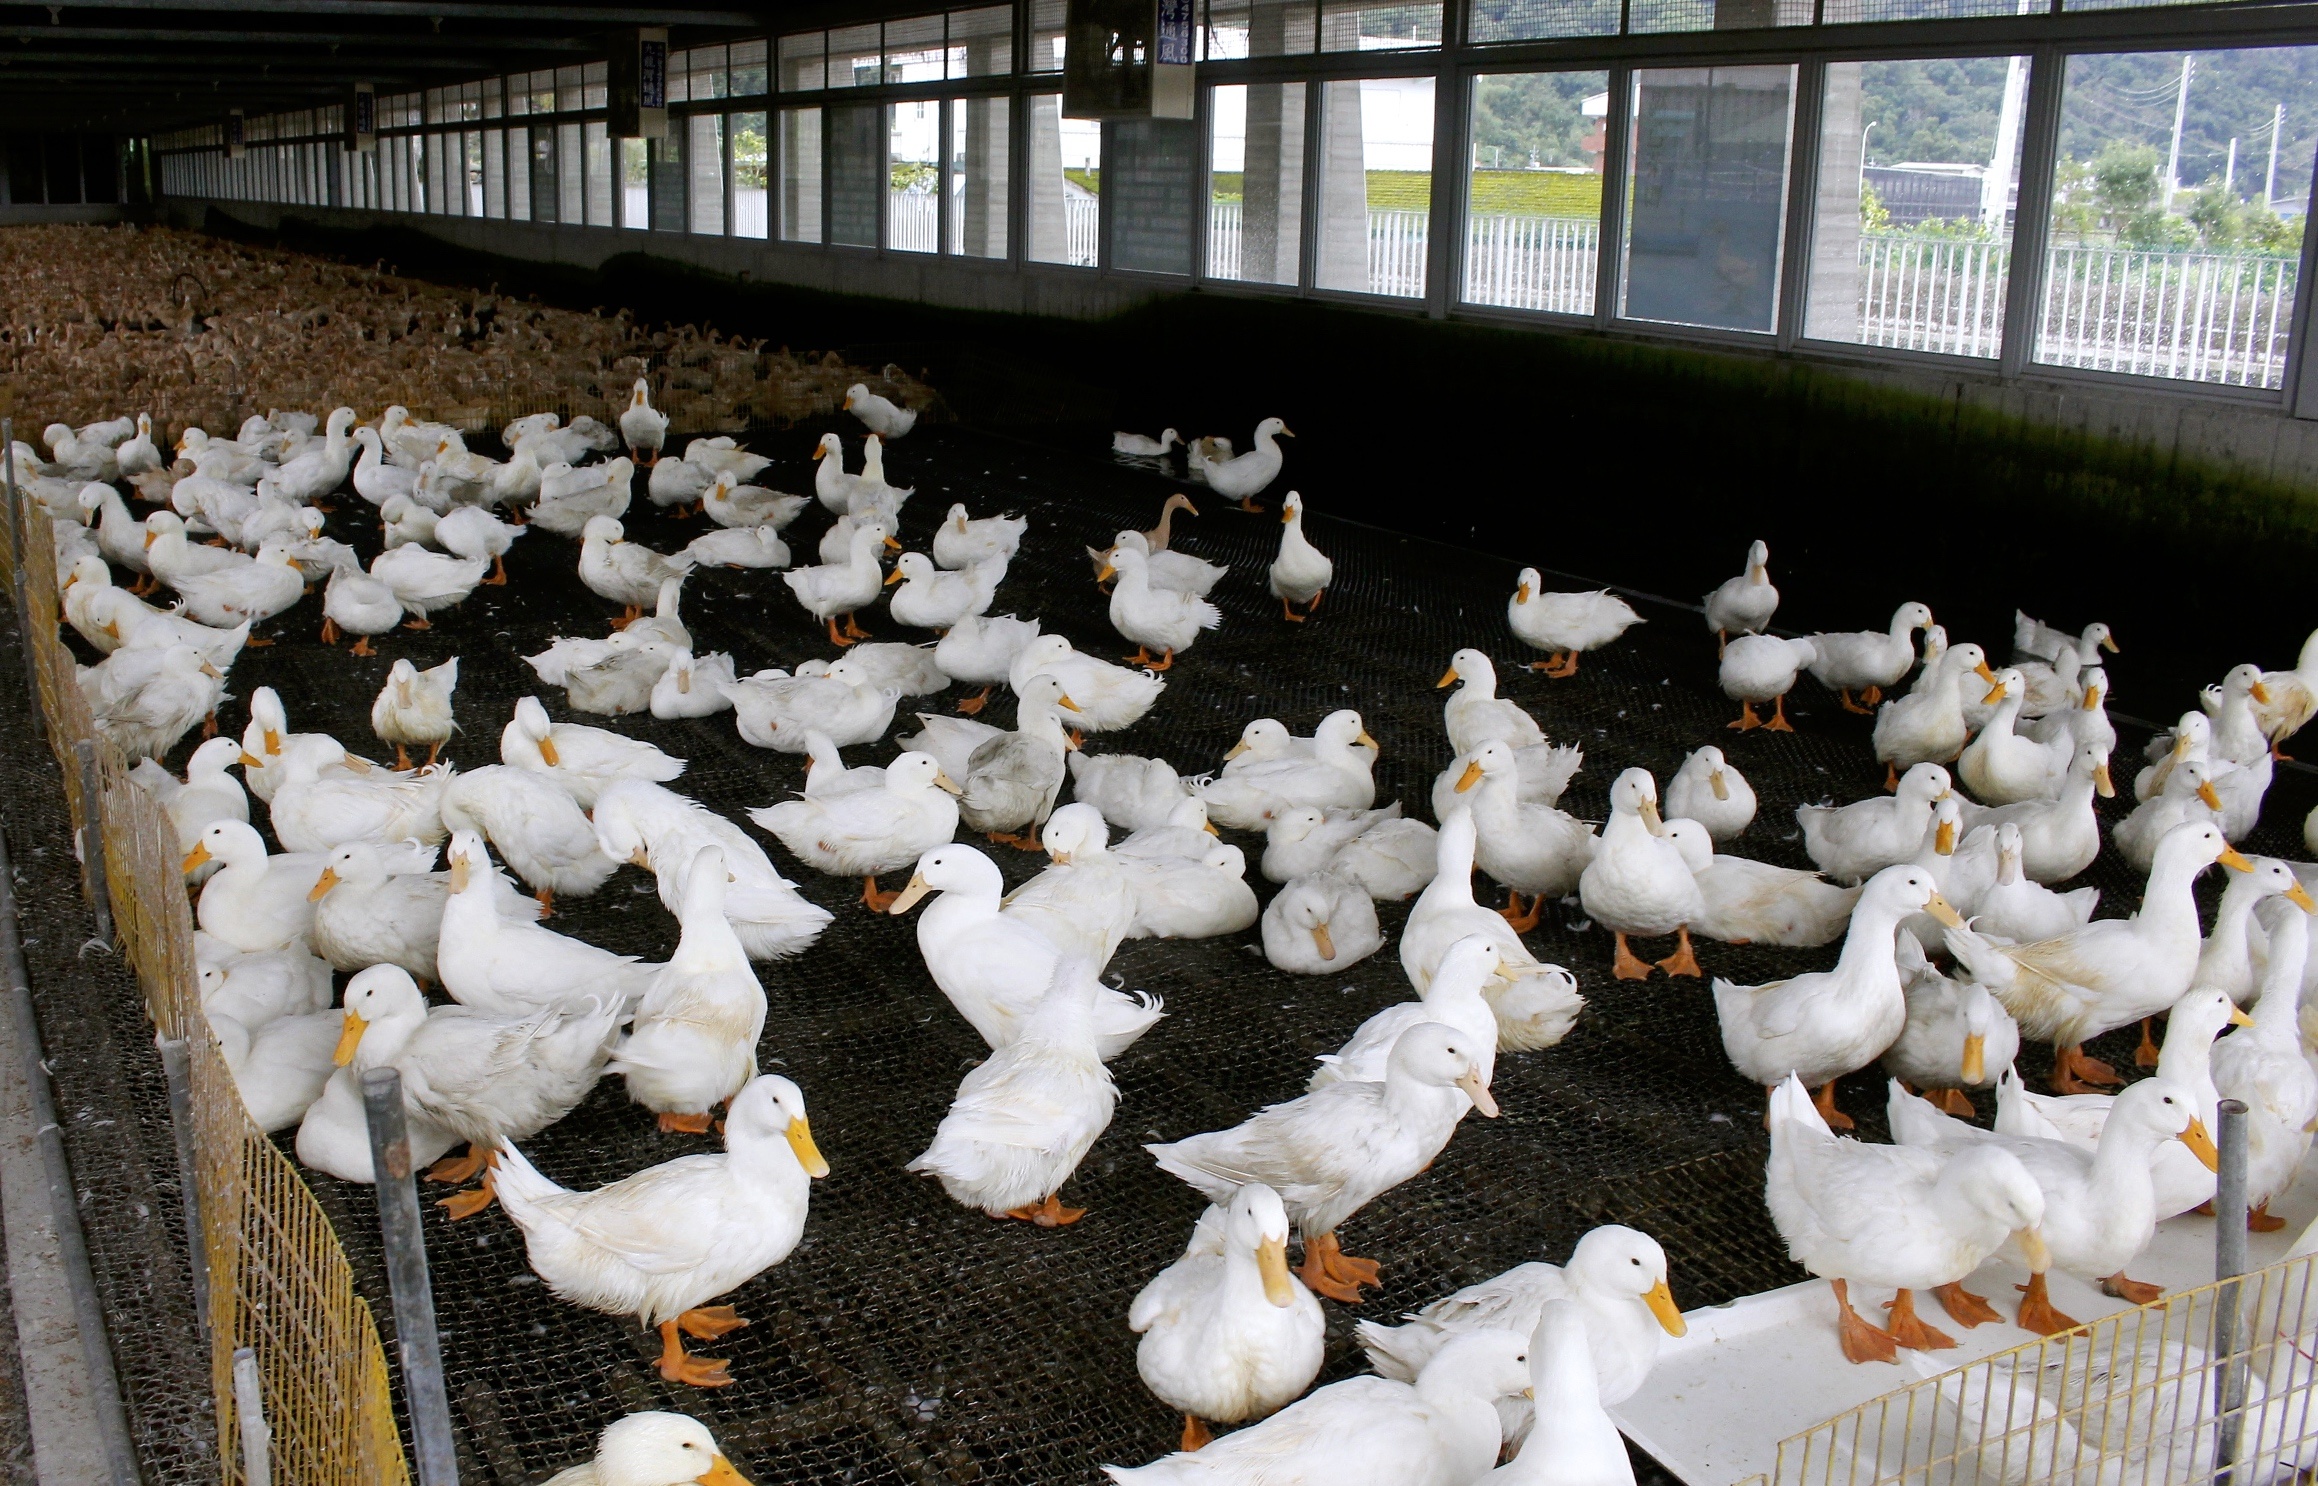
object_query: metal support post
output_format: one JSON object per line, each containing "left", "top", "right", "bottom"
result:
{"left": 74, "top": 740, "right": 112, "bottom": 950}
{"left": 360, "top": 1067, "right": 460, "bottom": 1486}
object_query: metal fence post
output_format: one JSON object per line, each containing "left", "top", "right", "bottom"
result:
{"left": 74, "top": 740, "right": 112, "bottom": 951}
{"left": 155, "top": 1039, "right": 211, "bottom": 1350}
{"left": 231, "top": 1347, "right": 271, "bottom": 1486}
{"left": 3, "top": 420, "right": 41, "bottom": 745}
{"left": 2214, "top": 1097, "right": 2250, "bottom": 1485}
{"left": 360, "top": 1067, "right": 460, "bottom": 1486}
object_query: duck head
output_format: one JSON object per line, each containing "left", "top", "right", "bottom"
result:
{"left": 1387, "top": 1021, "right": 1499, "bottom": 1116}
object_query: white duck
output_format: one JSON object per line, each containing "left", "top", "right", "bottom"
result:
{"left": 1103, "top": 545, "right": 1221, "bottom": 668}
{"left": 1200, "top": 416, "right": 1291, "bottom": 511}
{"left": 1579, "top": 768, "right": 1705, "bottom": 980}
{"left": 184, "top": 819, "right": 323, "bottom": 953}
{"left": 887, "top": 550, "right": 1005, "bottom": 633}
{"left": 528, "top": 458, "right": 634, "bottom": 536}
{"left": 1483, "top": 1304, "right": 1639, "bottom": 1486}
{"left": 369, "top": 656, "right": 458, "bottom": 768}
{"left": 1112, "top": 428, "right": 1181, "bottom": 458}
{"left": 751, "top": 752, "right": 960, "bottom": 909}
{"left": 683, "top": 525, "right": 791, "bottom": 570}
{"left": 1974, "top": 820, "right": 2101, "bottom": 944}
{"left": 1664, "top": 746, "right": 1756, "bottom": 844}
{"left": 320, "top": 549, "right": 404, "bottom": 655}
{"left": 1881, "top": 932, "right": 2019, "bottom": 1115}
{"left": 618, "top": 379, "right": 668, "bottom": 463}
{"left": 1765, "top": 1074, "right": 2049, "bottom": 1364}
{"left": 170, "top": 541, "right": 304, "bottom": 631}
{"left": 1945, "top": 821, "right": 2250, "bottom": 1093}
{"left": 1807, "top": 601, "right": 1934, "bottom": 713}
{"left": 1871, "top": 643, "right": 1994, "bottom": 788}
{"left": 308, "top": 841, "right": 457, "bottom": 980}
{"left": 611, "top": 848, "right": 766, "bottom": 1134}
{"left": 1714, "top": 866, "right": 1962, "bottom": 1128}
{"left": 80, "top": 642, "right": 223, "bottom": 760}
{"left": 785, "top": 520, "right": 889, "bottom": 647}
{"left": 700, "top": 471, "right": 807, "bottom": 531}
{"left": 1703, "top": 540, "right": 1778, "bottom": 651}
{"left": 1400, "top": 809, "right": 1583, "bottom": 1051}
{"left": 1960, "top": 742, "right": 2113, "bottom": 884}
{"left": 198, "top": 942, "right": 331, "bottom": 1028}
{"left": 268, "top": 407, "right": 356, "bottom": 504}
{"left": 1096, "top": 529, "right": 1223, "bottom": 598}
{"left": 433, "top": 504, "right": 524, "bottom": 584}
{"left": 1262, "top": 871, "right": 1384, "bottom": 974}
{"left": 370, "top": 543, "right": 488, "bottom": 628}
{"left": 1959, "top": 667, "right": 2073, "bottom": 805}
{"left": 1717, "top": 634, "right": 1815, "bottom": 732}
{"left": 1261, "top": 803, "right": 1405, "bottom": 882}
{"left": 1149, "top": 1022, "right": 1498, "bottom": 1303}
{"left": 2210, "top": 900, "right": 2318, "bottom": 1229}
{"left": 1456, "top": 739, "right": 1598, "bottom": 929}
{"left": 438, "top": 765, "right": 617, "bottom": 914}
{"left": 579, "top": 516, "right": 692, "bottom": 626}
{"left": 935, "top": 504, "right": 1026, "bottom": 569}
{"left": 1267, "top": 490, "right": 1332, "bottom": 622}
{"left": 886, "top": 844, "right": 1162, "bottom": 1059}
{"left": 1798, "top": 763, "right": 1952, "bottom": 886}
{"left": 1439, "top": 649, "right": 1545, "bottom": 755}
{"left": 1196, "top": 710, "right": 1378, "bottom": 830}
{"left": 844, "top": 381, "right": 918, "bottom": 438}
{"left": 935, "top": 613, "right": 1041, "bottom": 714}
{"left": 721, "top": 657, "right": 896, "bottom": 753}
{"left": 2115, "top": 756, "right": 2229, "bottom": 875}
{"left": 1508, "top": 569, "right": 1643, "bottom": 678}
{"left": 434, "top": 831, "right": 658, "bottom": 1016}
{"left": 590, "top": 780, "right": 833, "bottom": 960}
{"left": 265, "top": 739, "right": 448, "bottom": 854}
{"left": 1128, "top": 1183, "right": 1325, "bottom": 1453}
{"left": 208, "top": 1008, "right": 341, "bottom": 1134}
{"left": 353, "top": 428, "right": 421, "bottom": 508}
{"left": 908, "top": 955, "right": 1119, "bottom": 1226}
{"left": 539, "top": 1412, "right": 749, "bottom": 1486}
{"left": 500, "top": 695, "right": 685, "bottom": 808}
{"left": 1069, "top": 751, "right": 1194, "bottom": 833}
{"left": 130, "top": 736, "right": 249, "bottom": 866}
{"left": 1309, "top": 936, "right": 1503, "bottom": 1092}
{"left": 2194, "top": 854, "right": 2312, "bottom": 1005}
{"left": 495, "top": 1073, "right": 825, "bottom": 1387}
{"left": 647, "top": 650, "right": 736, "bottom": 721}
{"left": 1120, "top": 840, "right": 1261, "bottom": 941}
{"left": 1009, "top": 634, "right": 1164, "bottom": 733}
{"left": 1662, "top": 820, "right": 1860, "bottom": 949}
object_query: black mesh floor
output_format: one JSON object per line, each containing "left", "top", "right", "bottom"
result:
{"left": 48, "top": 420, "right": 2318, "bottom": 1483}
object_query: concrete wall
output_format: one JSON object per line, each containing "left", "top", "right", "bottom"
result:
{"left": 166, "top": 195, "right": 2318, "bottom": 494}
{"left": 0, "top": 204, "right": 135, "bottom": 226}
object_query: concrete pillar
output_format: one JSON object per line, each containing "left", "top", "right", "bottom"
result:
{"left": 1029, "top": 92, "right": 1070, "bottom": 261}
{"left": 1241, "top": 83, "right": 1304, "bottom": 283}
{"left": 1316, "top": 79, "right": 1371, "bottom": 292}
{"left": 1808, "top": 64, "right": 1863, "bottom": 341}
{"left": 960, "top": 93, "right": 1008, "bottom": 257}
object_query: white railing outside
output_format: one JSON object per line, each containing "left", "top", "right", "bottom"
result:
{"left": 1860, "top": 235, "right": 2011, "bottom": 359}
{"left": 889, "top": 189, "right": 939, "bottom": 252}
{"left": 2038, "top": 243, "right": 2296, "bottom": 389}
{"left": 1463, "top": 211, "right": 1600, "bottom": 316}
{"left": 1368, "top": 207, "right": 1430, "bottom": 298}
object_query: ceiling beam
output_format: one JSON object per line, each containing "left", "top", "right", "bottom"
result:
{"left": 0, "top": 49, "right": 473, "bottom": 66}
{"left": 11, "top": 1, "right": 758, "bottom": 24}
{"left": 0, "top": 24, "right": 597, "bottom": 47}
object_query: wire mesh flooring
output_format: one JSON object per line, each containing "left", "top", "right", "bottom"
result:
{"left": 54, "top": 420, "right": 2318, "bottom": 1483}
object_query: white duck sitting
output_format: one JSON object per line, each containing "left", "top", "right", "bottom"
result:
{"left": 1579, "top": 768, "right": 1704, "bottom": 980}
{"left": 1887, "top": 1077, "right": 2214, "bottom": 1333}
{"left": 1663, "top": 820, "right": 1860, "bottom": 949}
{"left": 131, "top": 737, "right": 249, "bottom": 870}
{"left": 1439, "top": 649, "right": 1544, "bottom": 755}
{"left": 908, "top": 954, "right": 1118, "bottom": 1227}
{"left": 1959, "top": 667, "right": 2072, "bottom": 805}
{"left": 1430, "top": 736, "right": 1584, "bottom": 821}
{"left": 497, "top": 1072, "right": 825, "bottom": 1388}
{"left": 610, "top": 847, "right": 766, "bottom": 1135}
{"left": 1765, "top": 1074, "right": 2050, "bottom": 1364}
{"left": 1102, "top": 1330, "right": 1529, "bottom": 1486}
{"left": 1113, "top": 428, "right": 1181, "bottom": 458}
{"left": 209, "top": 1007, "right": 340, "bottom": 1134}
{"left": 1881, "top": 931, "right": 2018, "bottom": 1115}
{"left": 895, "top": 673, "right": 1077, "bottom": 848}
{"left": 1268, "top": 490, "right": 1333, "bottom": 622}
{"left": 264, "top": 738, "right": 450, "bottom": 853}
{"left": 2014, "top": 612, "right": 2117, "bottom": 666}
{"left": 1262, "top": 871, "right": 1383, "bottom": 974}
{"left": 527, "top": 458, "right": 634, "bottom": 536}
{"left": 1196, "top": 710, "right": 1379, "bottom": 830}
{"left": 561, "top": 631, "right": 679, "bottom": 718}
{"left": 683, "top": 525, "right": 790, "bottom": 570}
{"left": 845, "top": 381, "right": 918, "bottom": 438}
{"left": 1717, "top": 634, "right": 1815, "bottom": 732}
{"left": 1871, "top": 643, "right": 1994, "bottom": 789}
{"left": 887, "top": 844, "right": 1162, "bottom": 1059}
{"left": 438, "top": 764, "right": 617, "bottom": 915}
{"left": 333, "top": 964, "right": 621, "bottom": 1218}
{"left": 1807, "top": 601, "right": 1934, "bottom": 713}
{"left": 1704, "top": 540, "right": 1778, "bottom": 652}
{"left": 1103, "top": 544, "right": 1221, "bottom": 668}
{"left": 1094, "top": 529, "right": 1223, "bottom": 598}
{"left": 2114, "top": 756, "right": 2229, "bottom": 875}
{"left": 1005, "top": 807, "right": 1141, "bottom": 953}
{"left": 354, "top": 430, "right": 422, "bottom": 509}
{"left": 539, "top": 1412, "right": 749, "bottom": 1486}
{"left": 1665, "top": 745, "right": 1756, "bottom": 844}
{"left": 785, "top": 520, "right": 889, "bottom": 647}
{"left": 1359, "top": 1223, "right": 1684, "bottom": 1446}
{"left": 936, "top": 613, "right": 1040, "bottom": 714}
{"left": 369, "top": 543, "right": 488, "bottom": 629}
{"left": 170, "top": 540, "right": 305, "bottom": 631}
{"left": 751, "top": 752, "right": 961, "bottom": 910}
{"left": 1973, "top": 821, "right": 2101, "bottom": 945}
{"left": 1200, "top": 416, "right": 1290, "bottom": 512}
{"left": 1310, "top": 937, "right": 1502, "bottom": 1095}
{"left": 1068, "top": 751, "right": 1194, "bottom": 833}
{"left": 1009, "top": 634, "right": 1164, "bottom": 733}
{"left": 1149, "top": 1021, "right": 1499, "bottom": 1304}
{"left": 1508, "top": 569, "right": 1643, "bottom": 679}
{"left": 935, "top": 504, "right": 1027, "bottom": 569}
{"left": 887, "top": 550, "right": 1005, "bottom": 633}
{"left": 1714, "top": 865, "right": 1961, "bottom": 1128}
{"left": 1261, "top": 803, "right": 1409, "bottom": 882}
{"left": 1455, "top": 740, "right": 1597, "bottom": 931}
{"left": 720, "top": 657, "right": 896, "bottom": 753}
{"left": 1945, "top": 821, "right": 2250, "bottom": 1093}
{"left": 370, "top": 656, "right": 458, "bottom": 768}
{"left": 1120, "top": 840, "right": 1261, "bottom": 942}
{"left": 1959, "top": 742, "right": 2113, "bottom": 884}
{"left": 2211, "top": 900, "right": 2318, "bottom": 1230}
{"left": 308, "top": 841, "right": 460, "bottom": 980}
{"left": 591, "top": 779, "right": 833, "bottom": 961}
{"left": 1798, "top": 763, "right": 1952, "bottom": 886}
{"left": 80, "top": 642, "right": 223, "bottom": 760}
{"left": 700, "top": 470, "right": 807, "bottom": 530}
{"left": 500, "top": 695, "right": 685, "bottom": 808}
{"left": 183, "top": 819, "right": 323, "bottom": 953}
{"left": 1127, "top": 1183, "right": 1325, "bottom": 1454}
{"left": 434, "top": 831, "right": 659, "bottom": 1016}
{"left": 1400, "top": 809, "right": 1584, "bottom": 1052}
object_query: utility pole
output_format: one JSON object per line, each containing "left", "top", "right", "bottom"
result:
{"left": 2266, "top": 103, "right": 2284, "bottom": 209}
{"left": 2164, "top": 53, "right": 2195, "bottom": 214}
{"left": 2226, "top": 137, "right": 2238, "bottom": 193}
{"left": 1984, "top": 53, "right": 2029, "bottom": 230}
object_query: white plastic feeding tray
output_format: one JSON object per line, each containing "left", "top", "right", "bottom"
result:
{"left": 1613, "top": 1150, "right": 2318, "bottom": 1486}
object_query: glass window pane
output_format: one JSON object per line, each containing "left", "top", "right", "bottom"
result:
{"left": 509, "top": 79, "right": 528, "bottom": 117}
{"left": 1209, "top": 81, "right": 1307, "bottom": 284}
{"left": 585, "top": 121, "right": 612, "bottom": 225}
{"left": 890, "top": 99, "right": 941, "bottom": 252}
{"left": 886, "top": 15, "right": 947, "bottom": 84}
{"left": 560, "top": 121, "right": 583, "bottom": 223}
{"left": 465, "top": 130, "right": 483, "bottom": 215}
{"left": 619, "top": 137, "right": 648, "bottom": 228}
{"left": 781, "top": 31, "right": 826, "bottom": 92}
{"left": 732, "top": 39, "right": 768, "bottom": 97}
{"left": 1319, "top": 1, "right": 1439, "bottom": 51}
{"left": 734, "top": 111, "right": 768, "bottom": 237}
{"left": 830, "top": 24, "right": 882, "bottom": 88}
{"left": 1111, "top": 117, "right": 1199, "bottom": 274}
{"left": 651, "top": 133, "right": 684, "bottom": 230}
{"left": 1206, "top": 0, "right": 1315, "bottom": 59}
{"left": 585, "top": 61, "right": 608, "bottom": 110}
{"left": 532, "top": 72, "right": 556, "bottom": 116}
{"left": 2035, "top": 48, "right": 2314, "bottom": 387}
{"left": 951, "top": 6, "right": 1013, "bottom": 76}
{"left": 688, "top": 114, "right": 724, "bottom": 233}
{"left": 1318, "top": 76, "right": 1433, "bottom": 297}
{"left": 1464, "top": 71, "right": 1608, "bottom": 315}
{"left": 1630, "top": 0, "right": 1811, "bottom": 31}
{"left": 426, "top": 132, "right": 448, "bottom": 213}
{"left": 692, "top": 46, "right": 729, "bottom": 100}
{"left": 1469, "top": 0, "right": 1617, "bottom": 41}
{"left": 507, "top": 128, "right": 531, "bottom": 218}
{"left": 830, "top": 103, "right": 883, "bottom": 246}
{"left": 1823, "top": 0, "right": 2020, "bottom": 18}
{"left": 1620, "top": 64, "right": 1797, "bottom": 332}
{"left": 483, "top": 128, "right": 506, "bottom": 216}
{"left": 781, "top": 107, "right": 823, "bottom": 242}
{"left": 1805, "top": 58, "right": 2024, "bottom": 358}
{"left": 951, "top": 96, "right": 1010, "bottom": 257}
{"left": 1028, "top": 94, "right": 1100, "bottom": 265}
{"left": 1030, "top": 0, "right": 1067, "bottom": 72}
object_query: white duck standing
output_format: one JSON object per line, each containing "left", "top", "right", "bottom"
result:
{"left": 580, "top": 516, "right": 693, "bottom": 628}
{"left": 619, "top": 379, "right": 668, "bottom": 463}
{"left": 2211, "top": 899, "right": 2318, "bottom": 1230}
{"left": 785, "top": 520, "right": 889, "bottom": 647}
{"left": 495, "top": 1073, "right": 825, "bottom": 1388}
{"left": 1400, "top": 809, "right": 1583, "bottom": 1051}
{"left": 1703, "top": 540, "right": 1778, "bottom": 653}
{"left": 1104, "top": 544, "right": 1221, "bottom": 667}
{"left": 611, "top": 849, "right": 766, "bottom": 1134}
{"left": 370, "top": 657, "right": 458, "bottom": 768}
{"left": 1127, "top": 1182, "right": 1325, "bottom": 1453}
{"left": 1806, "top": 601, "right": 1934, "bottom": 713}
{"left": 1579, "top": 769, "right": 1705, "bottom": 980}
{"left": 1797, "top": 763, "right": 1951, "bottom": 886}
{"left": 1508, "top": 569, "right": 1643, "bottom": 679}
{"left": 1268, "top": 491, "right": 1332, "bottom": 623}
{"left": 1718, "top": 635, "right": 1815, "bottom": 732}
{"left": 844, "top": 381, "right": 918, "bottom": 439}
{"left": 1201, "top": 415, "right": 1291, "bottom": 512}
{"left": 1484, "top": 1303, "right": 1637, "bottom": 1486}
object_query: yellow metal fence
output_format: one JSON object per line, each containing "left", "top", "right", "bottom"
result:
{"left": 0, "top": 488, "right": 409, "bottom": 1484}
